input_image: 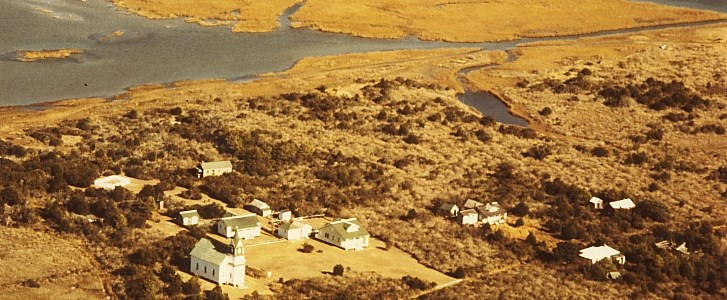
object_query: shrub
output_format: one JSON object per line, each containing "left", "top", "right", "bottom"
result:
{"left": 624, "top": 152, "right": 649, "bottom": 165}
{"left": 538, "top": 107, "right": 553, "bottom": 116}
{"left": 332, "top": 264, "right": 344, "bottom": 276}
{"left": 511, "top": 202, "right": 530, "bottom": 217}
{"left": 522, "top": 145, "right": 552, "bottom": 160}
{"left": 299, "top": 243, "right": 314, "bottom": 253}
{"left": 591, "top": 147, "right": 609, "bottom": 157}
{"left": 635, "top": 200, "right": 669, "bottom": 222}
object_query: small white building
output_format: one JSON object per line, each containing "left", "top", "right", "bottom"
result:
{"left": 579, "top": 244, "right": 626, "bottom": 265}
{"left": 457, "top": 209, "right": 478, "bottom": 225}
{"left": 438, "top": 203, "right": 460, "bottom": 217}
{"left": 475, "top": 202, "right": 507, "bottom": 225}
{"left": 93, "top": 175, "right": 131, "bottom": 190}
{"left": 178, "top": 210, "right": 200, "bottom": 226}
{"left": 276, "top": 220, "right": 312, "bottom": 240}
{"left": 189, "top": 232, "right": 246, "bottom": 287}
{"left": 197, "top": 161, "right": 233, "bottom": 178}
{"left": 315, "top": 218, "right": 370, "bottom": 250}
{"left": 246, "top": 199, "right": 272, "bottom": 217}
{"left": 609, "top": 198, "right": 636, "bottom": 210}
{"left": 277, "top": 209, "right": 292, "bottom": 221}
{"left": 589, "top": 197, "right": 604, "bottom": 210}
{"left": 217, "top": 214, "right": 261, "bottom": 239}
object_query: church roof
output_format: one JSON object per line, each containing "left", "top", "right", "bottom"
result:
{"left": 190, "top": 238, "right": 227, "bottom": 265}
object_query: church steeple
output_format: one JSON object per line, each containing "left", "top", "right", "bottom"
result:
{"left": 229, "top": 227, "right": 244, "bottom": 256}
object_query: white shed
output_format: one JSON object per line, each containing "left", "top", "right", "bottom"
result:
{"left": 276, "top": 220, "right": 312, "bottom": 240}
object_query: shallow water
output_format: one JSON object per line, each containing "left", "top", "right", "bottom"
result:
{"left": 0, "top": 0, "right": 725, "bottom": 107}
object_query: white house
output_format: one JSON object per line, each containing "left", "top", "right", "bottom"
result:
{"left": 457, "top": 209, "right": 478, "bottom": 225}
{"left": 197, "top": 161, "right": 233, "bottom": 178}
{"left": 589, "top": 197, "right": 604, "bottom": 210}
{"left": 189, "top": 231, "right": 246, "bottom": 287}
{"left": 217, "top": 214, "right": 261, "bottom": 239}
{"left": 609, "top": 198, "right": 636, "bottom": 210}
{"left": 246, "top": 199, "right": 272, "bottom": 217}
{"left": 93, "top": 175, "right": 131, "bottom": 190}
{"left": 579, "top": 244, "right": 626, "bottom": 265}
{"left": 178, "top": 210, "right": 200, "bottom": 226}
{"left": 475, "top": 202, "right": 507, "bottom": 225}
{"left": 438, "top": 203, "right": 459, "bottom": 217}
{"left": 277, "top": 209, "right": 292, "bottom": 221}
{"left": 315, "top": 218, "right": 370, "bottom": 250}
{"left": 276, "top": 220, "right": 312, "bottom": 240}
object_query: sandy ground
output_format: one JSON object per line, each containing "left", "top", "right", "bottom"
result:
{"left": 0, "top": 227, "right": 106, "bottom": 300}
{"left": 111, "top": 0, "right": 301, "bottom": 32}
{"left": 13, "top": 49, "right": 84, "bottom": 62}
{"left": 110, "top": 0, "right": 725, "bottom": 41}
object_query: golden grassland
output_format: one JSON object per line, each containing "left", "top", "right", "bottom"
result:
{"left": 0, "top": 227, "right": 106, "bottom": 299}
{"left": 1, "top": 24, "right": 726, "bottom": 298}
{"left": 467, "top": 24, "right": 727, "bottom": 218}
{"left": 111, "top": 0, "right": 301, "bottom": 32}
{"left": 15, "top": 49, "right": 84, "bottom": 62}
{"left": 111, "top": 0, "right": 726, "bottom": 41}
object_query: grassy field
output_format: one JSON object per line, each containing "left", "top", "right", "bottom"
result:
{"left": 0, "top": 227, "right": 106, "bottom": 299}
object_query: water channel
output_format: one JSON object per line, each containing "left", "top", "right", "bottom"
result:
{"left": 1, "top": 0, "right": 725, "bottom": 123}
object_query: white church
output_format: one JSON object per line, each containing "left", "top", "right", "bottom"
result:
{"left": 189, "top": 229, "right": 246, "bottom": 287}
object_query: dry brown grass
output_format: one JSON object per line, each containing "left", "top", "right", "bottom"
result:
{"left": 0, "top": 227, "right": 106, "bottom": 299}
{"left": 111, "top": 0, "right": 301, "bottom": 32}
{"left": 15, "top": 49, "right": 83, "bottom": 62}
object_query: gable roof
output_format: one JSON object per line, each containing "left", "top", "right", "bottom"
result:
{"left": 200, "top": 160, "right": 232, "bottom": 170}
{"left": 463, "top": 199, "right": 484, "bottom": 209}
{"left": 475, "top": 202, "right": 505, "bottom": 218}
{"left": 609, "top": 198, "right": 636, "bottom": 209}
{"left": 321, "top": 218, "right": 369, "bottom": 240}
{"left": 459, "top": 209, "right": 477, "bottom": 217}
{"left": 439, "top": 203, "right": 459, "bottom": 211}
{"left": 190, "top": 238, "right": 227, "bottom": 265}
{"left": 589, "top": 197, "right": 604, "bottom": 204}
{"left": 179, "top": 210, "right": 199, "bottom": 218}
{"left": 279, "top": 220, "right": 310, "bottom": 231}
{"left": 579, "top": 245, "right": 621, "bottom": 262}
{"left": 220, "top": 214, "right": 260, "bottom": 229}
{"left": 249, "top": 199, "right": 271, "bottom": 210}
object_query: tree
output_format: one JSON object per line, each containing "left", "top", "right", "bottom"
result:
{"left": 183, "top": 276, "right": 201, "bottom": 295}
{"left": 0, "top": 187, "right": 24, "bottom": 206}
{"left": 332, "top": 264, "right": 345, "bottom": 276}
{"left": 511, "top": 201, "right": 529, "bottom": 217}
{"left": 204, "top": 286, "right": 229, "bottom": 300}
{"left": 554, "top": 241, "right": 580, "bottom": 262}
{"left": 125, "top": 272, "right": 161, "bottom": 300}
{"left": 635, "top": 200, "right": 669, "bottom": 222}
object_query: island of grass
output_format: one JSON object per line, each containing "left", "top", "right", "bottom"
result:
{"left": 12, "top": 49, "right": 84, "bottom": 62}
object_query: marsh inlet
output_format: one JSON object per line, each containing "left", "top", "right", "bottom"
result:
{"left": 458, "top": 91, "right": 528, "bottom": 126}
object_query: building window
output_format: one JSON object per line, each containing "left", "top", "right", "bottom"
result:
{"left": 325, "top": 233, "right": 329, "bottom": 238}
{"left": 212, "top": 269, "right": 215, "bottom": 276}
{"left": 204, "top": 266, "right": 207, "bottom": 274}
{"left": 196, "top": 263, "right": 199, "bottom": 270}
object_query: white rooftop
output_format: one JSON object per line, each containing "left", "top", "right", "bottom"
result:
{"left": 579, "top": 245, "right": 621, "bottom": 262}
{"left": 609, "top": 198, "right": 636, "bottom": 210}
{"left": 589, "top": 197, "right": 603, "bottom": 204}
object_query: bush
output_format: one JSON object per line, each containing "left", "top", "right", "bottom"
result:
{"left": 511, "top": 202, "right": 529, "bottom": 217}
{"left": 401, "top": 276, "right": 434, "bottom": 290}
{"left": 332, "top": 264, "right": 344, "bottom": 276}
{"left": 591, "top": 146, "right": 609, "bottom": 157}
{"left": 538, "top": 107, "right": 553, "bottom": 116}
{"left": 522, "top": 145, "right": 551, "bottom": 160}
{"left": 299, "top": 243, "right": 315, "bottom": 253}
{"left": 635, "top": 200, "right": 669, "bottom": 222}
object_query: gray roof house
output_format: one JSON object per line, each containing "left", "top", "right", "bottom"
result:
{"left": 315, "top": 218, "right": 370, "bottom": 250}
{"left": 178, "top": 210, "right": 200, "bottom": 226}
{"left": 438, "top": 203, "right": 460, "bottom": 217}
{"left": 463, "top": 199, "right": 484, "bottom": 209}
{"left": 217, "top": 214, "right": 261, "bottom": 239}
{"left": 246, "top": 199, "right": 272, "bottom": 217}
{"left": 197, "top": 160, "right": 233, "bottom": 178}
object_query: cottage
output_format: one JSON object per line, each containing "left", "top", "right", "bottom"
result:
{"left": 197, "top": 160, "right": 233, "bottom": 178}
{"left": 589, "top": 197, "right": 604, "bottom": 210}
{"left": 246, "top": 199, "right": 272, "bottom": 217}
{"left": 189, "top": 231, "right": 246, "bottom": 287}
{"left": 277, "top": 209, "right": 292, "bottom": 221}
{"left": 179, "top": 210, "right": 200, "bottom": 226}
{"left": 609, "top": 198, "right": 636, "bottom": 210}
{"left": 276, "top": 220, "right": 312, "bottom": 240}
{"left": 315, "top": 218, "right": 370, "bottom": 250}
{"left": 463, "top": 199, "right": 484, "bottom": 209}
{"left": 457, "top": 209, "right": 478, "bottom": 225}
{"left": 438, "top": 203, "right": 460, "bottom": 217}
{"left": 475, "top": 202, "right": 507, "bottom": 225}
{"left": 93, "top": 175, "right": 131, "bottom": 190}
{"left": 217, "top": 214, "right": 261, "bottom": 239}
{"left": 579, "top": 245, "right": 626, "bottom": 264}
